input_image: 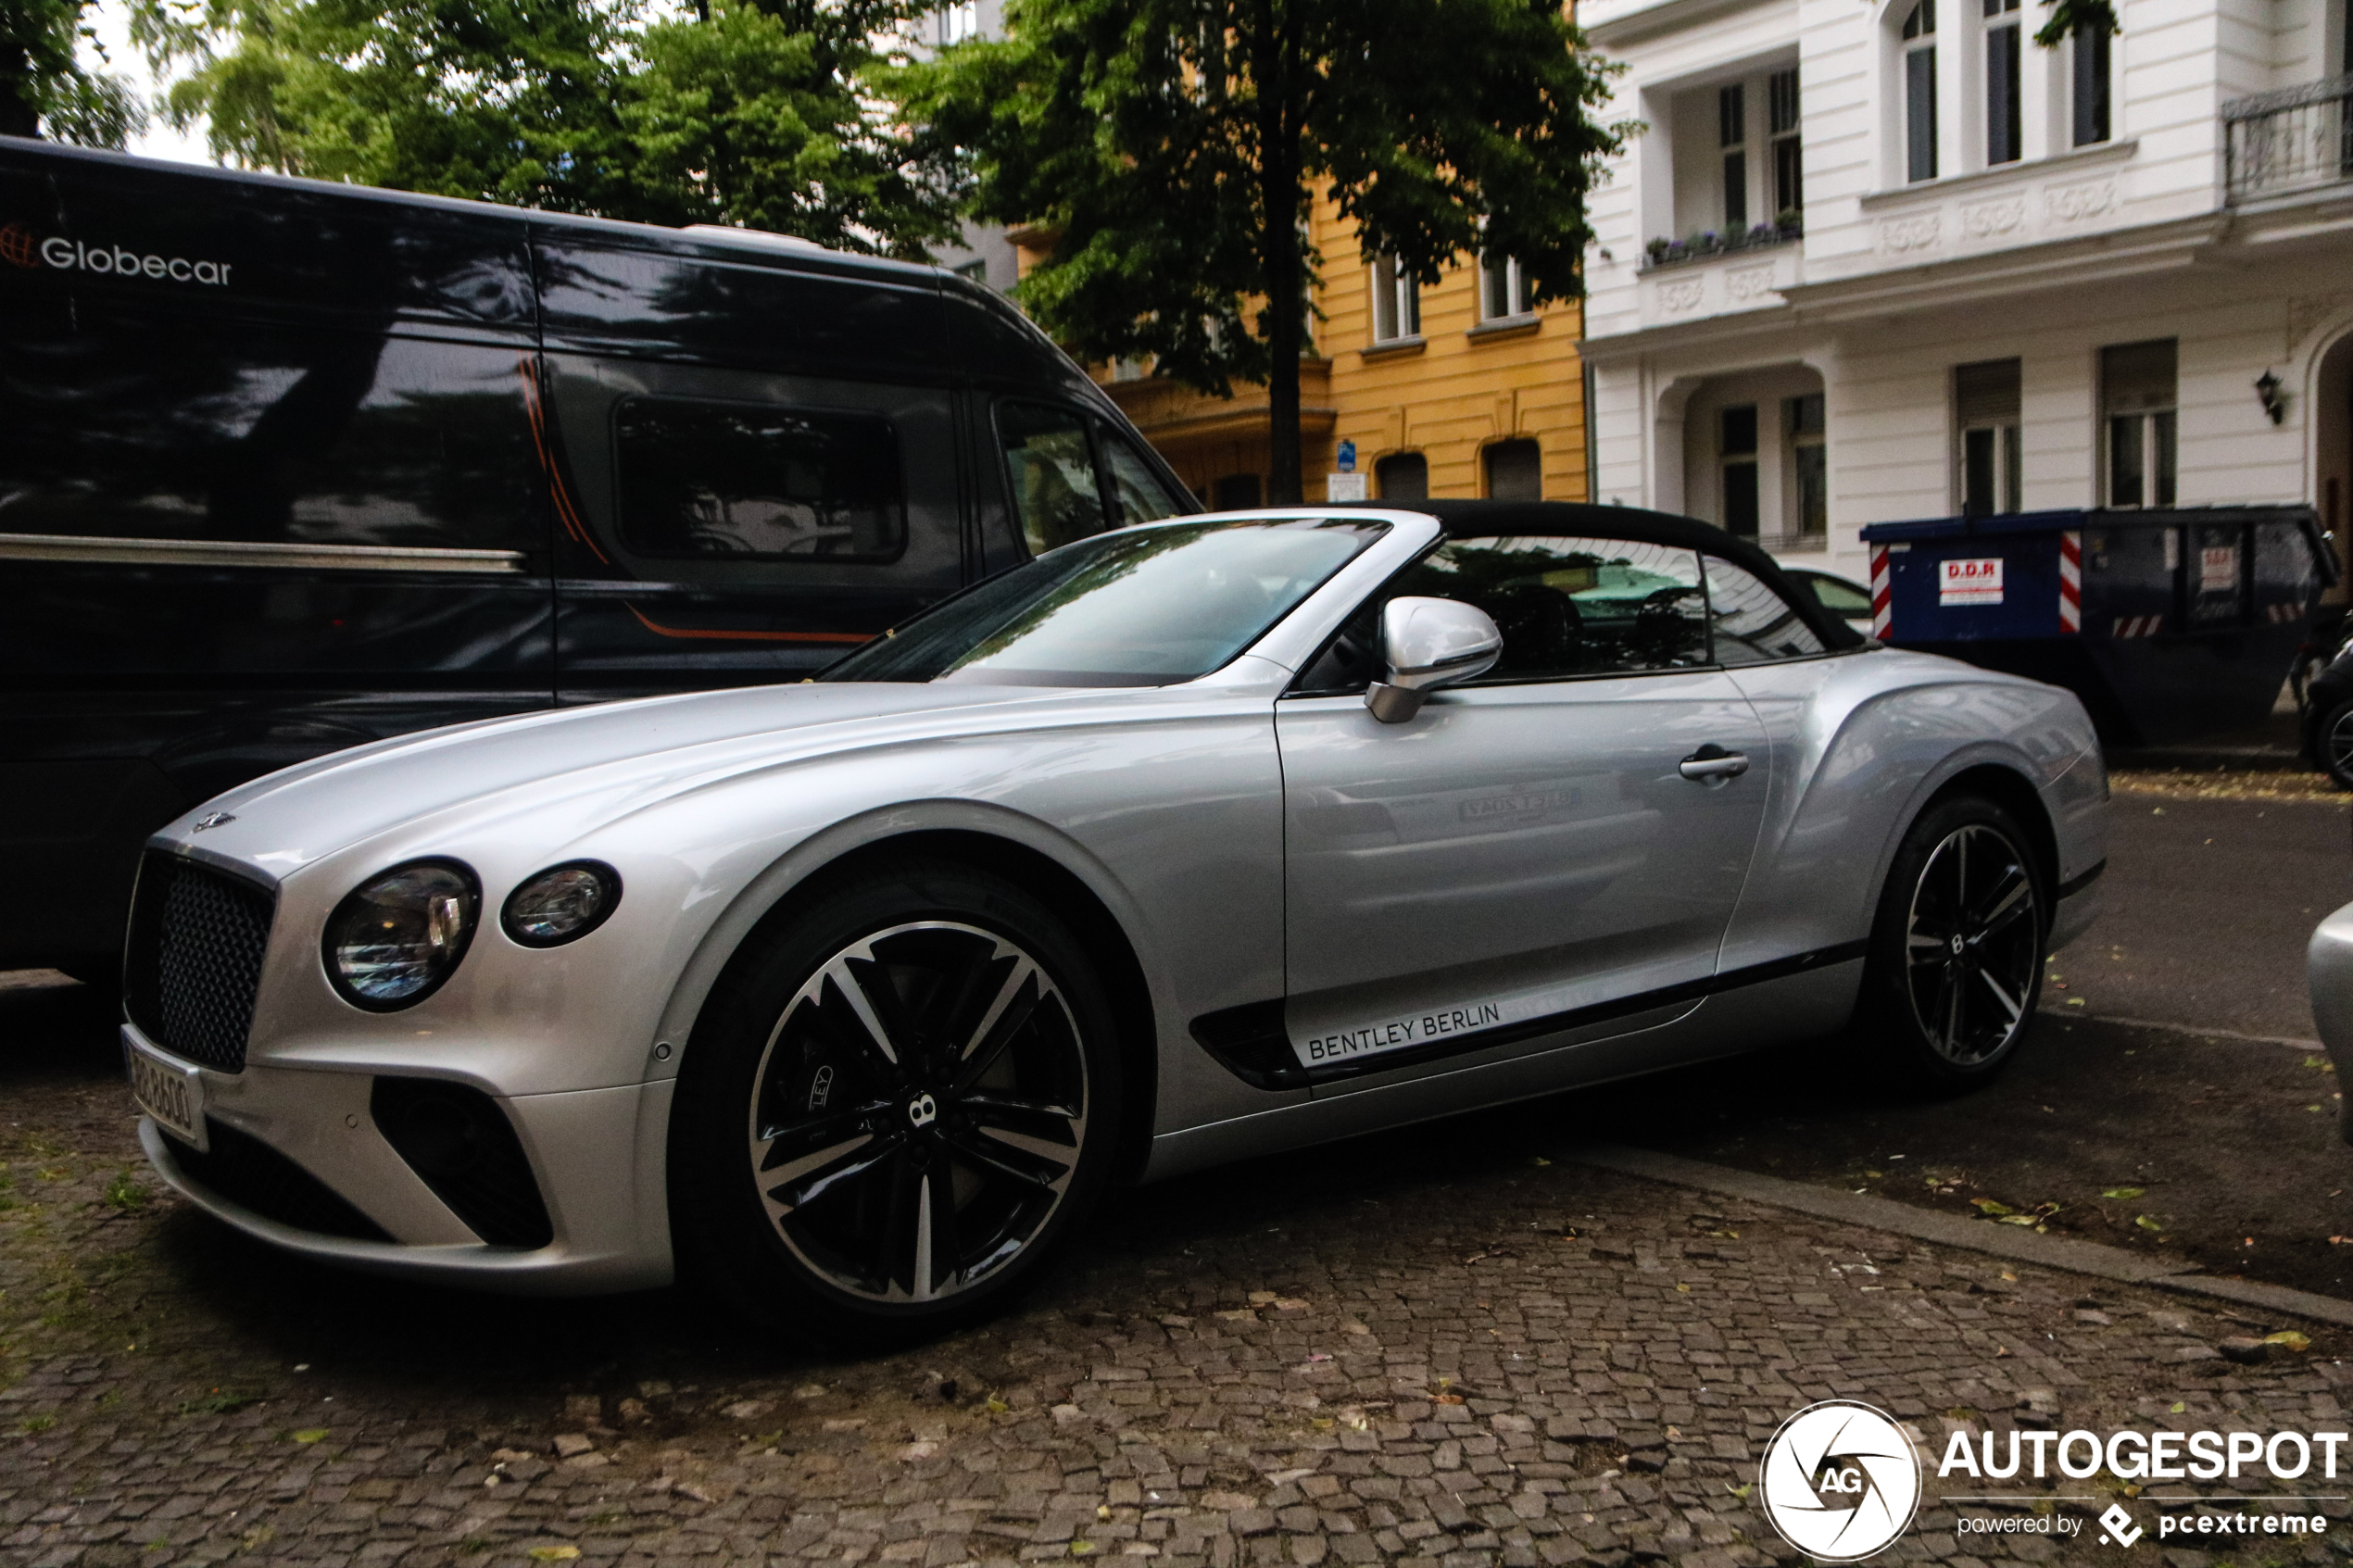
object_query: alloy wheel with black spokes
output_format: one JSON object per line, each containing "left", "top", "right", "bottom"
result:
{"left": 1901, "top": 823, "right": 2042, "bottom": 1068}
{"left": 671, "top": 860, "right": 1122, "bottom": 1340}
{"left": 1860, "top": 796, "right": 2046, "bottom": 1091}
{"left": 749, "top": 921, "right": 1088, "bottom": 1305}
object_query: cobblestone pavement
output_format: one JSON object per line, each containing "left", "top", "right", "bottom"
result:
{"left": 10, "top": 997, "right": 2353, "bottom": 1568}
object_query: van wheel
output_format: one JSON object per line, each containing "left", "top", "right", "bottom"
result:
{"left": 2318, "top": 699, "right": 2353, "bottom": 791}
{"left": 669, "top": 859, "right": 1121, "bottom": 1344}
{"left": 1856, "top": 796, "right": 2046, "bottom": 1092}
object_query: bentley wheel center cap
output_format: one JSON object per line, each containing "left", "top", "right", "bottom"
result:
{"left": 907, "top": 1091, "right": 939, "bottom": 1129}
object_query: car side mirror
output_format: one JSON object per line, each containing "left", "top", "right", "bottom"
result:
{"left": 1365, "top": 596, "right": 1504, "bottom": 723}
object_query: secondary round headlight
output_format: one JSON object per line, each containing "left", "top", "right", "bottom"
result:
{"left": 322, "top": 859, "right": 480, "bottom": 1010}
{"left": 501, "top": 860, "right": 622, "bottom": 947}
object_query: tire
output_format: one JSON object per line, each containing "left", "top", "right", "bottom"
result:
{"left": 2319, "top": 698, "right": 2353, "bottom": 792}
{"left": 1855, "top": 796, "right": 2047, "bottom": 1093}
{"left": 668, "top": 858, "right": 1124, "bottom": 1344}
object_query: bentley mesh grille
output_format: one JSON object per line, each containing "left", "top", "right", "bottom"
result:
{"left": 124, "top": 852, "right": 274, "bottom": 1073}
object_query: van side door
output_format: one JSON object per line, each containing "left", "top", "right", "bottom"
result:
{"left": 533, "top": 240, "right": 963, "bottom": 701}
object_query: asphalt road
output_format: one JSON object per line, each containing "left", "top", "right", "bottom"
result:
{"left": 2054, "top": 785, "right": 2353, "bottom": 1039}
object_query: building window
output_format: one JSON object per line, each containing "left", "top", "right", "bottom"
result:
{"left": 1955, "top": 358, "right": 2021, "bottom": 516}
{"left": 1786, "top": 393, "right": 1827, "bottom": 538}
{"left": 938, "top": 1, "right": 980, "bottom": 44}
{"left": 1369, "top": 256, "right": 1420, "bottom": 344}
{"left": 1212, "top": 472, "right": 1263, "bottom": 510}
{"left": 1485, "top": 439, "right": 1541, "bottom": 501}
{"left": 2072, "top": 22, "right": 2110, "bottom": 145}
{"left": 1478, "top": 253, "right": 1533, "bottom": 320}
{"left": 1768, "top": 68, "right": 1804, "bottom": 220}
{"left": 1377, "top": 452, "right": 1428, "bottom": 501}
{"left": 1903, "top": 0, "right": 1938, "bottom": 182}
{"left": 1719, "top": 82, "right": 1749, "bottom": 230}
{"left": 1985, "top": 0, "right": 2022, "bottom": 165}
{"left": 2102, "top": 340, "right": 2177, "bottom": 508}
{"left": 1721, "top": 405, "right": 1760, "bottom": 538}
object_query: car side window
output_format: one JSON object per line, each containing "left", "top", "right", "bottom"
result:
{"left": 998, "top": 401, "right": 1110, "bottom": 553}
{"left": 1705, "top": 557, "right": 1828, "bottom": 664}
{"left": 1294, "top": 535, "right": 1711, "bottom": 693}
{"left": 1098, "top": 425, "right": 1189, "bottom": 527}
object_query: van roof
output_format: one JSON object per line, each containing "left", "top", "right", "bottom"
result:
{"left": 0, "top": 134, "right": 952, "bottom": 288}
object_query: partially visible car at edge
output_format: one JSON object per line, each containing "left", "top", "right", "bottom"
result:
{"left": 1783, "top": 566, "right": 1877, "bottom": 631}
{"left": 120, "top": 500, "right": 2108, "bottom": 1340}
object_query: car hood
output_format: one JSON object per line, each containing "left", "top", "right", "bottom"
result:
{"left": 161, "top": 681, "right": 1152, "bottom": 882}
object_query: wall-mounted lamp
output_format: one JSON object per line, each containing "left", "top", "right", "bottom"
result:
{"left": 2257, "top": 369, "right": 2287, "bottom": 425}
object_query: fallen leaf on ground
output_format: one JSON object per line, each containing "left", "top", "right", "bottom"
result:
{"left": 2267, "top": 1331, "right": 2313, "bottom": 1351}
{"left": 2102, "top": 1186, "right": 2145, "bottom": 1199}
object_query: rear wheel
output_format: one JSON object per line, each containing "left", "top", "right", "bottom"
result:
{"left": 669, "top": 859, "right": 1122, "bottom": 1343}
{"left": 1856, "top": 796, "right": 2046, "bottom": 1091}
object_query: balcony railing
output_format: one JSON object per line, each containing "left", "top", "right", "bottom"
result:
{"left": 2224, "top": 74, "right": 2353, "bottom": 203}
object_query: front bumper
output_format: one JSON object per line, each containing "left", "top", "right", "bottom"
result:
{"left": 131, "top": 1022, "right": 676, "bottom": 1294}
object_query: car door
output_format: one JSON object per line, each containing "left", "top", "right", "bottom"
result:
{"left": 1275, "top": 531, "right": 1771, "bottom": 1093}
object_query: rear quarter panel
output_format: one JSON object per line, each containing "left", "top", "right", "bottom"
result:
{"left": 1721, "top": 648, "right": 2105, "bottom": 973}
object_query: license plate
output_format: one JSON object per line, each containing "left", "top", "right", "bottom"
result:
{"left": 126, "top": 1038, "right": 208, "bottom": 1151}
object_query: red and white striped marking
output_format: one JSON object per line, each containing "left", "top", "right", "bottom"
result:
{"left": 2112, "top": 614, "right": 2164, "bottom": 638}
{"left": 1869, "top": 546, "right": 1892, "bottom": 638}
{"left": 2267, "top": 602, "right": 2306, "bottom": 623}
{"left": 2058, "top": 531, "right": 2082, "bottom": 633}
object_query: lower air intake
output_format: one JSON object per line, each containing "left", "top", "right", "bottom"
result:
{"left": 371, "top": 1077, "right": 555, "bottom": 1249}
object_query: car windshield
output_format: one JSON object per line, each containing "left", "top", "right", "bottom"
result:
{"left": 822, "top": 517, "right": 1390, "bottom": 686}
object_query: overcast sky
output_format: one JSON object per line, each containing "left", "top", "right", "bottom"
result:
{"left": 79, "top": 0, "right": 213, "bottom": 165}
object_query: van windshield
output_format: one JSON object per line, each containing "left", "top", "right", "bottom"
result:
{"left": 822, "top": 518, "right": 1388, "bottom": 686}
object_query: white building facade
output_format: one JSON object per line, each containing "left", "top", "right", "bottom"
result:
{"left": 1579, "top": 0, "right": 2353, "bottom": 587}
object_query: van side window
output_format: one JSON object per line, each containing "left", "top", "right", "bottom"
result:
{"left": 1098, "top": 426, "right": 1188, "bottom": 526}
{"left": 613, "top": 397, "right": 905, "bottom": 562}
{"left": 998, "top": 402, "right": 1109, "bottom": 553}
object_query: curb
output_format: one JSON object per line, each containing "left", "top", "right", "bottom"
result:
{"left": 1574, "top": 1144, "right": 2353, "bottom": 1330}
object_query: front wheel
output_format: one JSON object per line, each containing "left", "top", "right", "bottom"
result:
{"left": 669, "top": 859, "right": 1122, "bottom": 1343}
{"left": 1856, "top": 796, "right": 2047, "bottom": 1092}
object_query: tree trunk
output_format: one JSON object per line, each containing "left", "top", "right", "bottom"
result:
{"left": 0, "top": 43, "right": 42, "bottom": 140}
{"left": 1254, "top": 0, "right": 1303, "bottom": 505}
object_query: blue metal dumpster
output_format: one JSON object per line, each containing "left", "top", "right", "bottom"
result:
{"left": 1857, "top": 505, "right": 2337, "bottom": 746}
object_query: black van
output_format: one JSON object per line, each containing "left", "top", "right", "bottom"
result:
{"left": 0, "top": 138, "right": 1197, "bottom": 979}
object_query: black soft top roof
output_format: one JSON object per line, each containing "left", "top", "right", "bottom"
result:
{"left": 1346, "top": 499, "right": 1865, "bottom": 649}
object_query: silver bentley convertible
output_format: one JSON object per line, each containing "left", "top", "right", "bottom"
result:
{"left": 123, "top": 501, "right": 2107, "bottom": 1336}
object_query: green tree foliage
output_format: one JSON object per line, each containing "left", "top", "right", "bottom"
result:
{"left": 901, "top": 0, "right": 1632, "bottom": 503}
{"left": 148, "top": 0, "right": 626, "bottom": 210}
{"left": 141, "top": 0, "right": 956, "bottom": 255}
{"left": 620, "top": 0, "right": 960, "bottom": 256}
{"left": 3, "top": 0, "right": 146, "bottom": 144}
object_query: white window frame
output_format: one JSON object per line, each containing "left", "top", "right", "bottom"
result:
{"left": 1369, "top": 256, "right": 1421, "bottom": 344}
{"left": 1478, "top": 252, "right": 1533, "bottom": 322}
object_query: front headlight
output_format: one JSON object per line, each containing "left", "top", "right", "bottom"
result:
{"left": 323, "top": 859, "right": 479, "bottom": 1010}
{"left": 501, "top": 860, "right": 622, "bottom": 947}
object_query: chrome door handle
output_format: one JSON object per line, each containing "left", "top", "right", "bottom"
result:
{"left": 1679, "top": 746, "right": 1750, "bottom": 782}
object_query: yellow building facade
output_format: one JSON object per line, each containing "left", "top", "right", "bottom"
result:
{"left": 1014, "top": 194, "right": 1591, "bottom": 507}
